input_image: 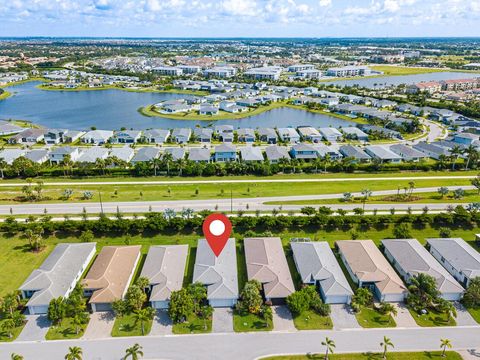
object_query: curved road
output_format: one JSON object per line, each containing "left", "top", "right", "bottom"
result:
{"left": 0, "top": 186, "right": 474, "bottom": 215}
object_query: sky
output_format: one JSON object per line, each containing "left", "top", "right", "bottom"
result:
{"left": 0, "top": 0, "right": 480, "bottom": 38}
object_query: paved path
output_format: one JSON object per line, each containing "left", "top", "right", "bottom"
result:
{"left": 149, "top": 310, "right": 173, "bottom": 336}
{"left": 455, "top": 303, "right": 478, "bottom": 327}
{"left": 82, "top": 312, "right": 114, "bottom": 340}
{"left": 393, "top": 303, "right": 418, "bottom": 328}
{"left": 0, "top": 186, "right": 474, "bottom": 215}
{"left": 15, "top": 315, "right": 50, "bottom": 342}
{"left": 212, "top": 308, "right": 233, "bottom": 333}
{"left": 4, "top": 325, "right": 480, "bottom": 360}
{"left": 272, "top": 306, "right": 296, "bottom": 332}
{"left": 330, "top": 304, "right": 360, "bottom": 329}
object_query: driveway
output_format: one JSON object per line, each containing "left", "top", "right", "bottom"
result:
{"left": 212, "top": 308, "right": 233, "bottom": 333}
{"left": 16, "top": 315, "right": 51, "bottom": 341}
{"left": 454, "top": 302, "right": 478, "bottom": 326}
{"left": 459, "top": 349, "right": 480, "bottom": 359}
{"left": 272, "top": 306, "right": 296, "bottom": 332}
{"left": 82, "top": 312, "right": 115, "bottom": 339}
{"left": 150, "top": 310, "right": 173, "bottom": 336}
{"left": 393, "top": 303, "right": 418, "bottom": 328}
{"left": 330, "top": 304, "right": 360, "bottom": 329}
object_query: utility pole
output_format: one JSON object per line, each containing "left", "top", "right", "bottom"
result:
{"left": 99, "top": 191, "right": 104, "bottom": 214}
{"left": 230, "top": 189, "right": 233, "bottom": 214}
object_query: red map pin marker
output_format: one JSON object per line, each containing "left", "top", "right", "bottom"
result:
{"left": 203, "top": 213, "right": 232, "bottom": 257}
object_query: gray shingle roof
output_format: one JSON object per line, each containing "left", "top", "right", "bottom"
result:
{"left": 189, "top": 148, "right": 211, "bottom": 161}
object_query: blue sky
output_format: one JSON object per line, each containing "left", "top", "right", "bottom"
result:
{"left": 0, "top": 0, "right": 479, "bottom": 38}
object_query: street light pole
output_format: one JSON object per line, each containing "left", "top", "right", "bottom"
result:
{"left": 230, "top": 189, "right": 233, "bottom": 214}
{"left": 99, "top": 191, "right": 104, "bottom": 214}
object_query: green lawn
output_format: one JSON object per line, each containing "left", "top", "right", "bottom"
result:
{"left": 45, "top": 317, "right": 89, "bottom": 340}
{"left": 466, "top": 306, "right": 480, "bottom": 324}
{"left": 233, "top": 311, "right": 273, "bottom": 332}
{"left": 292, "top": 309, "right": 333, "bottom": 330}
{"left": 261, "top": 351, "right": 463, "bottom": 360}
{"left": 172, "top": 313, "right": 212, "bottom": 334}
{"left": 408, "top": 308, "right": 456, "bottom": 327}
{"left": 0, "top": 177, "right": 473, "bottom": 205}
{"left": 111, "top": 312, "right": 153, "bottom": 337}
{"left": 1, "top": 225, "right": 480, "bottom": 298}
{"left": 0, "top": 317, "right": 26, "bottom": 342}
{"left": 370, "top": 65, "right": 446, "bottom": 76}
{"left": 355, "top": 308, "right": 396, "bottom": 328}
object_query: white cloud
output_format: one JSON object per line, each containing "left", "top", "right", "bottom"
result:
{"left": 319, "top": 0, "right": 331, "bottom": 6}
{"left": 221, "top": 0, "right": 258, "bottom": 16}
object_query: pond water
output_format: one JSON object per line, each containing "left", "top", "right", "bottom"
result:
{"left": 325, "top": 71, "right": 479, "bottom": 88}
{"left": 0, "top": 81, "right": 353, "bottom": 130}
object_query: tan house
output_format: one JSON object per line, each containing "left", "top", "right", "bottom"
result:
{"left": 336, "top": 240, "right": 407, "bottom": 302}
{"left": 244, "top": 237, "right": 295, "bottom": 304}
{"left": 82, "top": 245, "right": 141, "bottom": 312}
{"left": 140, "top": 245, "right": 189, "bottom": 309}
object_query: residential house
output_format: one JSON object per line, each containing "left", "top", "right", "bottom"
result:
{"left": 291, "top": 241, "right": 353, "bottom": 304}
{"left": 109, "top": 146, "right": 135, "bottom": 163}
{"left": 192, "top": 238, "right": 238, "bottom": 307}
{"left": 453, "top": 133, "right": 480, "bottom": 145}
{"left": 112, "top": 130, "right": 141, "bottom": 144}
{"left": 336, "top": 240, "right": 407, "bottom": 302}
{"left": 199, "top": 104, "right": 219, "bottom": 116}
{"left": 240, "top": 146, "right": 264, "bottom": 162}
{"left": 44, "top": 129, "right": 68, "bottom": 145}
{"left": 8, "top": 128, "right": 45, "bottom": 144}
{"left": 0, "top": 121, "right": 23, "bottom": 136}
{"left": 188, "top": 148, "right": 211, "bottom": 163}
{"left": 214, "top": 144, "right": 237, "bottom": 162}
{"left": 258, "top": 128, "right": 278, "bottom": 144}
{"left": 130, "top": 147, "right": 161, "bottom": 164}
{"left": 64, "top": 130, "right": 85, "bottom": 143}
{"left": 278, "top": 128, "right": 300, "bottom": 143}
{"left": 339, "top": 145, "right": 371, "bottom": 162}
{"left": 77, "top": 147, "right": 109, "bottom": 163}
{"left": 142, "top": 129, "right": 170, "bottom": 144}
{"left": 25, "top": 149, "right": 50, "bottom": 164}
{"left": 265, "top": 145, "right": 290, "bottom": 163}
{"left": 193, "top": 128, "right": 213, "bottom": 143}
{"left": 49, "top": 147, "right": 82, "bottom": 165}
{"left": 82, "top": 130, "right": 113, "bottom": 145}
{"left": 290, "top": 143, "right": 318, "bottom": 160}
{"left": 297, "top": 127, "right": 322, "bottom": 143}
{"left": 341, "top": 127, "right": 369, "bottom": 141}
{"left": 164, "top": 147, "right": 186, "bottom": 161}
{"left": 20, "top": 243, "right": 96, "bottom": 315}
{"left": 365, "top": 145, "right": 402, "bottom": 163}
{"left": 382, "top": 239, "right": 464, "bottom": 301}
{"left": 388, "top": 144, "right": 428, "bottom": 162}
{"left": 319, "top": 127, "right": 342, "bottom": 142}
{"left": 413, "top": 142, "right": 450, "bottom": 160}
{"left": 237, "top": 128, "right": 256, "bottom": 143}
{"left": 427, "top": 238, "right": 480, "bottom": 288}
{"left": 171, "top": 128, "right": 191, "bottom": 144}
{"left": 82, "top": 246, "right": 141, "bottom": 312}
{"left": 244, "top": 237, "right": 295, "bottom": 304}
{"left": 140, "top": 245, "right": 188, "bottom": 309}
{"left": 0, "top": 149, "right": 27, "bottom": 165}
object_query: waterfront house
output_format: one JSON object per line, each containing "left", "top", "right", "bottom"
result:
{"left": 142, "top": 129, "right": 170, "bottom": 144}
{"left": 44, "top": 129, "right": 68, "bottom": 145}
{"left": 341, "top": 127, "right": 369, "bottom": 141}
{"left": 237, "top": 128, "right": 256, "bottom": 143}
{"left": 82, "top": 246, "right": 141, "bottom": 312}
{"left": 291, "top": 241, "right": 353, "bottom": 304}
{"left": 278, "top": 128, "right": 300, "bottom": 143}
{"left": 20, "top": 243, "right": 96, "bottom": 315}
{"left": 258, "top": 128, "right": 277, "bottom": 143}
{"left": 112, "top": 130, "right": 142, "bottom": 144}
{"left": 382, "top": 239, "right": 464, "bottom": 301}
{"left": 193, "top": 128, "right": 213, "bottom": 142}
{"left": 199, "top": 104, "right": 219, "bottom": 116}
{"left": 0, "top": 121, "right": 23, "bottom": 136}
{"left": 172, "top": 128, "right": 192, "bottom": 144}
{"left": 82, "top": 130, "right": 113, "bottom": 145}
{"left": 319, "top": 127, "right": 343, "bottom": 142}
{"left": 192, "top": 238, "right": 238, "bottom": 307}
{"left": 8, "top": 128, "right": 45, "bottom": 144}
{"left": 244, "top": 237, "right": 295, "bottom": 304}
{"left": 297, "top": 127, "right": 322, "bottom": 143}
{"left": 140, "top": 245, "right": 188, "bottom": 309}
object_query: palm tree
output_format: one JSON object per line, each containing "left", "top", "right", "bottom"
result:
{"left": 1, "top": 319, "right": 15, "bottom": 339}
{"left": 11, "top": 354, "right": 23, "bottom": 360}
{"left": 464, "top": 145, "right": 479, "bottom": 170}
{"left": 438, "top": 186, "right": 449, "bottom": 198}
{"left": 0, "top": 157, "right": 6, "bottom": 179}
{"left": 133, "top": 309, "right": 151, "bottom": 336}
{"left": 65, "top": 346, "right": 83, "bottom": 360}
{"left": 124, "top": 343, "right": 143, "bottom": 360}
{"left": 321, "top": 337, "right": 335, "bottom": 360}
{"left": 440, "top": 338, "right": 452, "bottom": 357}
{"left": 150, "top": 157, "right": 162, "bottom": 177}
{"left": 380, "top": 336, "right": 394, "bottom": 359}
{"left": 449, "top": 145, "right": 462, "bottom": 170}
{"left": 361, "top": 188, "right": 372, "bottom": 211}
{"left": 72, "top": 314, "right": 84, "bottom": 335}
{"left": 323, "top": 153, "right": 332, "bottom": 173}
{"left": 162, "top": 152, "right": 174, "bottom": 176}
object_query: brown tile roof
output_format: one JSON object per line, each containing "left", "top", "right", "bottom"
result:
{"left": 81, "top": 245, "right": 141, "bottom": 304}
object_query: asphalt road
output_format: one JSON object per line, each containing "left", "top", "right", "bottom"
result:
{"left": 1, "top": 325, "right": 479, "bottom": 360}
{"left": 0, "top": 186, "right": 474, "bottom": 215}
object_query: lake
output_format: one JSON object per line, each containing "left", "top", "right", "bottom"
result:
{"left": 325, "top": 71, "right": 480, "bottom": 88}
{"left": 0, "top": 81, "right": 353, "bottom": 130}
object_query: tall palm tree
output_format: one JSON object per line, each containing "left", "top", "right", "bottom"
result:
{"left": 11, "top": 354, "right": 23, "bottom": 360}
{"left": 321, "top": 337, "right": 335, "bottom": 360}
{"left": 65, "top": 346, "right": 83, "bottom": 360}
{"left": 440, "top": 338, "right": 452, "bottom": 357}
{"left": 361, "top": 188, "right": 372, "bottom": 211}
{"left": 464, "top": 145, "right": 479, "bottom": 170}
{"left": 150, "top": 157, "right": 162, "bottom": 177}
{"left": 72, "top": 314, "right": 84, "bottom": 335}
{"left": 449, "top": 145, "right": 462, "bottom": 171}
{"left": 0, "top": 157, "right": 6, "bottom": 179}
{"left": 380, "top": 336, "right": 394, "bottom": 359}
{"left": 323, "top": 153, "right": 332, "bottom": 173}
{"left": 124, "top": 343, "right": 143, "bottom": 360}
{"left": 133, "top": 309, "right": 151, "bottom": 336}
{"left": 162, "top": 152, "right": 174, "bottom": 176}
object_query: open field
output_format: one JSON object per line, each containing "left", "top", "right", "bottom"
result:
{"left": 0, "top": 178, "right": 473, "bottom": 205}
{"left": 369, "top": 66, "right": 447, "bottom": 76}
{"left": 262, "top": 352, "right": 463, "bottom": 360}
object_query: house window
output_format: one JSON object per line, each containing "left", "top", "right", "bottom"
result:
{"left": 441, "top": 256, "right": 445, "bottom": 263}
